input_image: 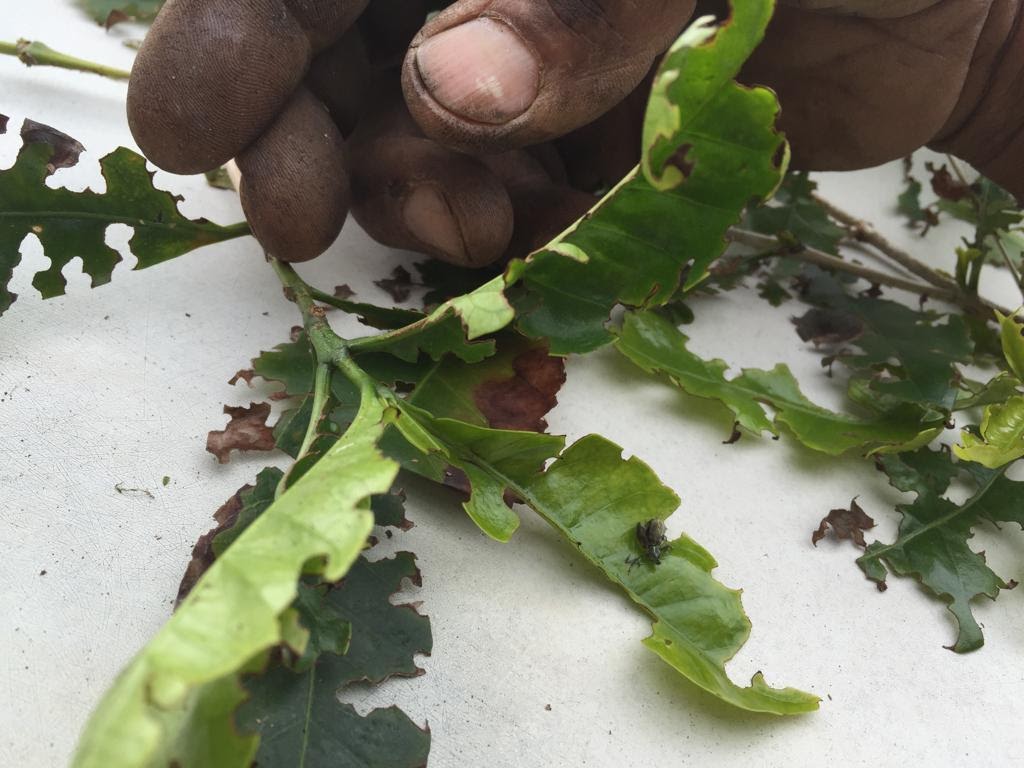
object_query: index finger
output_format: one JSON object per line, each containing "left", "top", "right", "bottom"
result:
{"left": 128, "top": 0, "right": 368, "bottom": 174}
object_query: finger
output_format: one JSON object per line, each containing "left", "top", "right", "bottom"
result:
{"left": 348, "top": 96, "right": 514, "bottom": 267}
{"left": 306, "top": 28, "right": 371, "bottom": 136}
{"left": 929, "top": 4, "right": 1024, "bottom": 199}
{"left": 128, "top": 0, "right": 367, "bottom": 174}
{"left": 358, "top": 0, "right": 434, "bottom": 66}
{"left": 400, "top": 0, "right": 696, "bottom": 153}
{"left": 236, "top": 88, "right": 349, "bottom": 262}
{"left": 742, "top": 3, "right": 994, "bottom": 171}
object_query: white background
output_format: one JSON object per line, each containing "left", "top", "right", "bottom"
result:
{"left": 2, "top": 2, "right": 1023, "bottom": 766}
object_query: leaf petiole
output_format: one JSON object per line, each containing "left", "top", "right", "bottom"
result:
{"left": 0, "top": 39, "right": 131, "bottom": 80}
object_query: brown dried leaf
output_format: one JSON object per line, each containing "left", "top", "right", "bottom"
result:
{"left": 375, "top": 265, "right": 414, "bottom": 303}
{"left": 21, "top": 119, "right": 85, "bottom": 176}
{"left": 929, "top": 165, "right": 970, "bottom": 202}
{"left": 333, "top": 284, "right": 355, "bottom": 300}
{"left": 175, "top": 482, "right": 249, "bottom": 605}
{"left": 812, "top": 498, "right": 875, "bottom": 548}
{"left": 229, "top": 369, "right": 255, "bottom": 386}
{"left": 206, "top": 402, "right": 275, "bottom": 463}
{"left": 792, "top": 308, "right": 864, "bottom": 347}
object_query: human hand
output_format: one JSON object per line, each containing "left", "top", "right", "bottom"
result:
{"left": 127, "top": 0, "right": 1023, "bottom": 268}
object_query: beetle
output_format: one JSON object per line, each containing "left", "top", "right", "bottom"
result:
{"left": 625, "top": 518, "right": 669, "bottom": 570}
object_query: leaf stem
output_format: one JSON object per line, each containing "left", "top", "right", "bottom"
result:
{"left": 0, "top": 39, "right": 131, "bottom": 80}
{"left": 811, "top": 193, "right": 959, "bottom": 293}
{"left": 726, "top": 227, "right": 1010, "bottom": 316}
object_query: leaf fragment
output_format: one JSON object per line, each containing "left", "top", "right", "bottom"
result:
{"left": 206, "top": 402, "right": 276, "bottom": 464}
{"left": 812, "top": 499, "right": 875, "bottom": 548}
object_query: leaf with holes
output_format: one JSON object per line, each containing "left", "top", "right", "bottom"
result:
{"left": 506, "top": 1, "right": 785, "bottom": 354}
{"left": 0, "top": 119, "right": 249, "bottom": 315}
{"left": 857, "top": 449, "right": 1024, "bottom": 652}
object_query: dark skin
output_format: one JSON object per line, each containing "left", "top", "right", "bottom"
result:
{"left": 128, "top": 0, "right": 1024, "bottom": 267}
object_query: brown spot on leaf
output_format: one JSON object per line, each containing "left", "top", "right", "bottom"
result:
{"left": 666, "top": 143, "right": 694, "bottom": 178}
{"left": 812, "top": 498, "right": 875, "bottom": 548}
{"left": 21, "top": 119, "right": 85, "bottom": 176}
{"left": 175, "top": 482, "right": 251, "bottom": 605}
{"left": 206, "top": 402, "right": 276, "bottom": 464}
{"left": 475, "top": 346, "right": 566, "bottom": 433}
{"left": 793, "top": 308, "right": 863, "bottom": 347}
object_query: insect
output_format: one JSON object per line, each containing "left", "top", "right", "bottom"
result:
{"left": 625, "top": 518, "right": 670, "bottom": 570}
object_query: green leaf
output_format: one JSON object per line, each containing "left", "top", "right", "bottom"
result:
{"left": 524, "top": 435, "right": 818, "bottom": 714}
{"left": 72, "top": 392, "right": 398, "bottom": 768}
{"left": 507, "top": 1, "right": 785, "bottom": 354}
{"left": 0, "top": 120, "right": 249, "bottom": 315}
{"left": 240, "top": 554, "right": 432, "bottom": 767}
{"left": 393, "top": 403, "right": 565, "bottom": 542}
{"left": 798, "top": 267, "right": 974, "bottom": 412}
{"left": 858, "top": 450, "right": 1022, "bottom": 652}
{"left": 997, "top": 307, "right": 1024, "bottom": 380}
{"left": 954, "top": 396, "right": 1024, "bottom": 468}
{"left": 243, "top": 667, "right": 428, "bottom": 768}
{"left": 76, "top": 0, "right": 164, "bottom": 24}
{"left": 615, "top": 310, "right": 942, "bottom": 455}
{"left": 746, "top": 172, "right": 845, "bottom": 254}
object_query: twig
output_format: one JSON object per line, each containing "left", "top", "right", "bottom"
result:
{"left": 726, "top": 227, "right": 1010, "bottom": 316}
{"left": 0, "top": 39, "right": 131, "bottom": 80}
{"left": 811, "top": 193, "right": 959, "bottom": 292}
{"left": 946, "top": 155, "right": 1024, "bottom": 303}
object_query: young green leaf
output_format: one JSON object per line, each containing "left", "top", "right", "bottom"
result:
{"left": 858, "top": 450, "right": 1022, "bottom": 652}
{"left": 72, "top": 393, "right": 398, "bottom": 768}
{"left": 615, "top": 310, "right": 942, "bottom": 455}
{"left": 997, "top": 307, "right": 1024, "bottom": 380}
{"left": 953, "top": 396, "right": 1024, "bottom": 468}
{"left": 507, "top": 0, "right": 785, "bottom": 354}
{"left": 0, "top": 120, "right": 249, "bottom": 315}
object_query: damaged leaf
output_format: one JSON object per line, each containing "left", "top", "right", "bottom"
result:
{"left": 0, "top": 119, "right": 249, "bottom": 315}
{"left": 857, "top": 449, "right": 1023, "bottom": 652}
{"left": 206, "top": 402, "right": 276, "bottom": 464}
{"left": 615, "top": 310, "right": 941, "bottom": 455}
{"left": 507, "top": 1, "right": 785, "bottom": 354}
{"left": 72, "top": 394, "right": 397, "bottom": 768}
{"left": 525, "top": 435, "right": 818, "bottom": 713}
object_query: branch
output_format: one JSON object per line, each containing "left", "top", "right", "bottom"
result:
{"left": 0, "top": 39, "right": 131, "bottom": 81}
{"left": 726, "top": 227, "right": 1010, "bottom": 315}
{"left": 811, "top": 193, "right": 959, "bottom": 292}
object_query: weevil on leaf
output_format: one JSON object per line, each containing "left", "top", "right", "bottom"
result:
{"left": 626, "top": 519, "right": 670, "bottom": 570}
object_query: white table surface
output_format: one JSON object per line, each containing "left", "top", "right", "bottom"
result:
{"left": 3, "top": 3, "right": 1024, "bottom": 766}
